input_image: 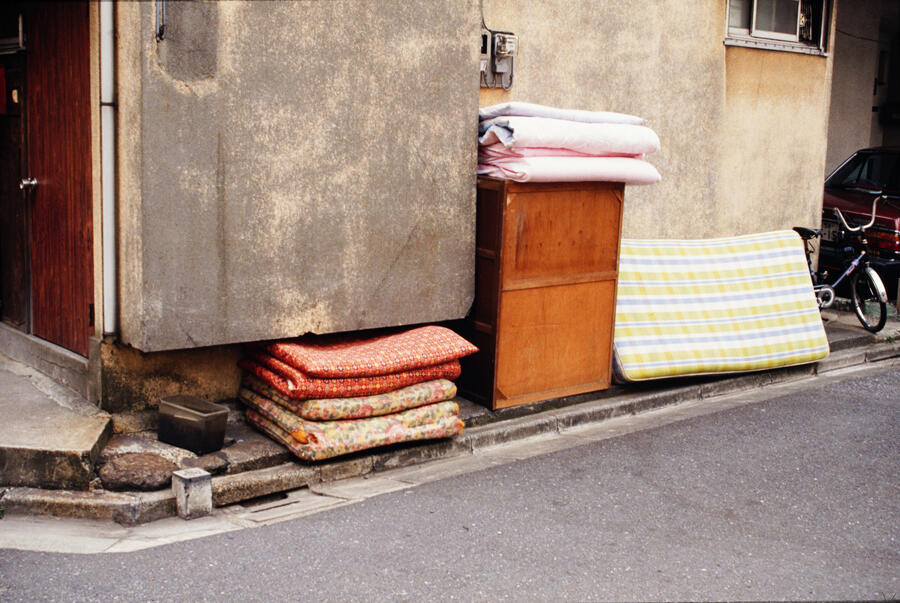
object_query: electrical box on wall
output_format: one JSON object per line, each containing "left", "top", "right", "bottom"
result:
{"left": 480, "top": 27, "right": 517, "bottom": 89}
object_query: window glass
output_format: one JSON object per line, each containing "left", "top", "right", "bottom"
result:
{"left": 828, "top": 156, "right": 865, "bottom": 187}
{"left": 865, "top": 154, "right": 900, "bottom": 191}
{"left": 827, "top": 153, "right": 900, "bottom": 191}
{"left": 754, "top": 0, "right": 800, "bottom": 37}
{"left": 728, "top": 0, "right": 751, "bottom": 29}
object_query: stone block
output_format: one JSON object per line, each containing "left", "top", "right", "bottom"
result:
{"left": 816, "top": 348, "right": 868, "bottom": 373}
{"left": 172, "top": 468, "right": 212, "bottom": 520}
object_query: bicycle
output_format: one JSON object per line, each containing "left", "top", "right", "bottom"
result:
{"left": 794, "top": 194, "right": 889, "bottom": 333}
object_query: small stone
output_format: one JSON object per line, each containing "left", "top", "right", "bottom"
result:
{"left": 98, "top": 452, "right": 179, "bottom": 491}
{"left": 172, "top": 468, "right": 213, "bottom": 520}
{"left": 181, "top": 451, "right": 229, "bottom": 475}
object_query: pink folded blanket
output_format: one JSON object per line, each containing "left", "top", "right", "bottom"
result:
{"left": 478, "top": 143, "right": 640, "bottom": 160}
{"left": 478, "top": 117, "right": 660, "bottom": 157}
{"left": 477, "top": 156, "right": 662, "bottom": 185}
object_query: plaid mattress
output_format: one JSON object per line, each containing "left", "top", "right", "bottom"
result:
{"left": 268, "top": 326, "right": 478, "bottom": 378}
{"left": 613, "top": 230, "right": 830, "bottom": 382}
{"left": 242, "top": 374, "right": 457, "bottom": 421}
{"left": 241, "top": 392, "right": 464, "bottom": 462}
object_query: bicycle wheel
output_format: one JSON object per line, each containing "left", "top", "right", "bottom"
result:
{"left": 851, "top": 269, "right": 887, "bottom": 332}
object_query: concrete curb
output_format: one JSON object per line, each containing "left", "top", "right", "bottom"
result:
{"left": 3, "top": 329, "right": 899, "bottom": 525}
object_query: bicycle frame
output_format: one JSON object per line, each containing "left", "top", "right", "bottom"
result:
{"left": 822, "top": 249, "right": 865, "bottom": 293}
{"left": 799, "top": 194, "right": 890, "bottom": 310}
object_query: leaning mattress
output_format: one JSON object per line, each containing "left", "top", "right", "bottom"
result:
{"left": 612, "top": 230, "right": 830, "bottom": 382}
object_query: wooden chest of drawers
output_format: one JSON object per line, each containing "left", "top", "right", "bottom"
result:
{"left": 457, "top": 178, "right": 624, "bottom": 409}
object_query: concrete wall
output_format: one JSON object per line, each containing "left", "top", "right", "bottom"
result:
{"left": 825, "top": 0, "right": 884, "bottom": 174}
{"left": 107, "top": 1, "right": 840, "bottom": 408}
{"left": 117, "top": 1, "right": 481, "bottom": 352}
{"left": 481, "top": 0, "right": 833, "bottom": 237}
{"left": 719, "top": 46, "right": 833, "bottom": 234}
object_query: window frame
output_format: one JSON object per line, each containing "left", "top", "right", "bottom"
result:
{"left": 751, "top": 0, "right": 801, "bottom": 43}
{"left": 725, "top": 0, "right": 830, "bottom": 56}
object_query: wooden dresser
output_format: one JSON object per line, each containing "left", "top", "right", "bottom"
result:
{"left": 457, "top": 177, "right": 624, "bottom": 409}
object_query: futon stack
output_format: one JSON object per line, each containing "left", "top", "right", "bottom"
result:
{"left": 476, "top": 101, "right": 662, "bottom": 184}
{"left": 238, "top": 326, "right": 477, "bottom": 461}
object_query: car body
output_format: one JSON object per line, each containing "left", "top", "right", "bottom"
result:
{"left": 820, "top": 147, "right": 900, "bottom": 300}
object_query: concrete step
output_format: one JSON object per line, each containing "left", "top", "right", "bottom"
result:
{"left": 0, "top": 322, "right": 93, "bottom": 400}
{"left": 3, "top": 309, "right": 898, "bottom": 520}
{"left": 823, "top": 318, "right": 876, "bottom": 353}
{"left": 0, "top": 352, "right": 111, "bottom": 490}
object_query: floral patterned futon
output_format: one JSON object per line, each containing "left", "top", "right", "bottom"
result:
{"left": 239, "top": 326, "right": 475, "bottom": 461}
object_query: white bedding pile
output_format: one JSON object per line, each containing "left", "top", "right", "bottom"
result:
{"left": 476, "top": 102, "right": 661, "bottom": 184}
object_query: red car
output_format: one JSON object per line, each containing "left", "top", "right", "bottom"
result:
{"left": 820, "top": 147, "right": 900, "bottom": 300}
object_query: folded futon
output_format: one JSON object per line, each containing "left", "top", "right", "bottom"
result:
{"left": 239, "top": 326, "right": 476, "bottom": 461}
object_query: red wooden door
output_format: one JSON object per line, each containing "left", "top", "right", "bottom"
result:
{"left": 24, "top": 2, "right": 93, "bottom": 357}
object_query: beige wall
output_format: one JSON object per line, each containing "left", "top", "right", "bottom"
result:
{"left": 482, "top": 0, "right": 833, "bottom": 237}
{"left": 719, "top": 47, "right": 833, "bottom": 234}
{"left": 825, "top": 0, "right": 883, "bottom": 174}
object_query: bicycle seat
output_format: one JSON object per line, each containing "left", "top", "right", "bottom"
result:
{"left": 792, "top": 226, "right": 821, "bottom": 240}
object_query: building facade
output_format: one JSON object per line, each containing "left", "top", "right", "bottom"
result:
{"left": 2, "top": 1, "right": 896, "bottom": 413}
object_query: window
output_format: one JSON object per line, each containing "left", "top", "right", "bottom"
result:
{"left": 827, "top": 152, "right": 900, "bottom": 194}
{"left": 726, "top": 0, "right": 829, "bottom": 55}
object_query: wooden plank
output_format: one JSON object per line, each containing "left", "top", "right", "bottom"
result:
{"left": 501, "top": 271, "right": 618, "bottom": 292}
{"left": 491, "top": 379, "right": 613, "bottom": 410}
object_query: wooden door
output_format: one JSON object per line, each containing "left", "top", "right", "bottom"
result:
{"left": 0, "top": 48, "right": 28, "bottom": 330}
{"left": 23, "top": 2, "right": 94, "bottom": 356}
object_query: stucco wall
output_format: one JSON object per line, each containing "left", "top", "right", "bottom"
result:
{"left": 117, "top": 1, "right": 480, "bottom": 352}
{"left": 481, "top": 0, "right": 833, "bottom": 237}
{"left": 825, "top": 0, "right": 883, "bottom": 174}
{"left": 718, "top": 47, "right": 833, "bottom": 234}
{"left": 116, "top": 0, "right": 837, "bottom": 354}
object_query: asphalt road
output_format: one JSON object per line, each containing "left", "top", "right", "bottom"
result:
{"left": 2, "top": 365, "right": 898, "bottom": 601}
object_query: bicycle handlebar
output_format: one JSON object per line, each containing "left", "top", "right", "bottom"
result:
{"left": 833, "top": 193, "right": 884, "bottom": 233}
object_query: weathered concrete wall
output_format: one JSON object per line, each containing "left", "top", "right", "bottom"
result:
{"left": 118, "top": 1, "right": 481, "bottom": 352}
{"left": 99, "top": 338, "right": 241, "bottom": 414}
{"left": 481, "top": 0, "right": 833, "bottom": 238}
{"left": 825, "top": 0, "right": 883, "bottom": 174}
{"left": 718, "top": 46, "right": 833, "bottom": 234}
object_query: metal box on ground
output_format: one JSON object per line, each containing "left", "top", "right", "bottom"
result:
{"left": 158, "top": 395, "right": 228, "bottom": 455}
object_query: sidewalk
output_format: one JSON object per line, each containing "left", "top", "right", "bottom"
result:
{"left": 1, "top": 309, "right": 898, "bottom": 526}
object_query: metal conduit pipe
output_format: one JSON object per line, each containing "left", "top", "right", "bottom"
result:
{"left": 100, "top": 0, "right": 117, "bottom": 335}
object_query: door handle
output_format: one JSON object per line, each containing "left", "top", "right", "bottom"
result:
{"left": 19, "top": 177, "right": 37, "bottom": 190}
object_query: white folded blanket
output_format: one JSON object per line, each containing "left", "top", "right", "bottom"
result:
{"left": 476, "top": 156, "right": 661, "bottom": 185}
{"left": 479, "top": 101, "right": 643, "bottom": 125}
{"left": 479, "top": 117, "right": 660, "bottom": 157}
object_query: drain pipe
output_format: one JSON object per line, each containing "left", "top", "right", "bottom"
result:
{"left": 100, "top": 0, "right": 117, "bottom": 336}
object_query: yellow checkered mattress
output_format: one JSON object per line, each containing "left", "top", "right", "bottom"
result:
{"left": 613, "top": 230, "right": 829, "bottom": 382}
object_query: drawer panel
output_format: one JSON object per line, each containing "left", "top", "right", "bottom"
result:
{"left": 494, "top": 279, "right": 615, "bottom": 401}
{"left": 501, "top": 183, "right": 622, "bottom": 284}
